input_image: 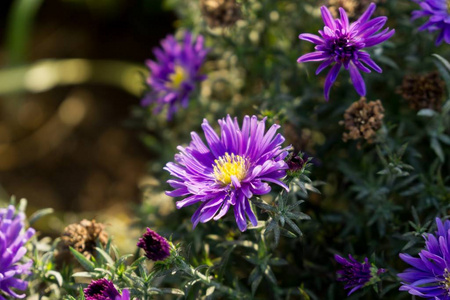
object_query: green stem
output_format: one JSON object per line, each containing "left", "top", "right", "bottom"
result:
{"left": 5, "top": 0, "right": 44, "bottom": 65}
{"left": 179, "top": 259, "right": 249, "bottom": 299}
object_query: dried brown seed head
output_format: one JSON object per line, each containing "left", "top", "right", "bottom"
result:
{"left": 340, "top": 97, "right": 385, "bottom": 144}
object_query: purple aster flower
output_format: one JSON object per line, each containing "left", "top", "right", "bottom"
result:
{"left": 142, "top": 31, "right": 209, "bottom": 120}
{"left": 398, "top": 217, "right": 450, "bottom": 299}
{"left": 0, "top": 205, "right": 35, "bottom": 300}
{"left": 165, "top": 115, "right": 290, "bottom": 232}
{"left": 84, "top": 279, "right": 130, "bottom": 300}
{"left": 297, "top": 3, "right": 395, "bottom": 100}
{"left": 335, "top": 254, "right": 385, "bottom": 296}
{"left": 137, "top": 228, "right": 170, "bottom": 261}
{"left": 411, "top": 0, "right": 450, "bottom": 45}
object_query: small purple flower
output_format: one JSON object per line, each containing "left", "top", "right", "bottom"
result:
{"left": 335, "top": 254, "right": 385, "bottom": 296}
{"left": 142, "top": 31, "right": 209, "bottom": 120}
{"left": 84, "top": 279, "right": 130, "bottom": 300}
{"left": 411, "top": 0, "right": 450, "bottom": 45}
{"left": 297, "top": 4, "right": 395, "bottom": 100}
{"left": 165, "top": 115, "right": 290, "bottom": 232}
{"left": 137, "top": 228, "right": 170, "bottom": 261}
{"left": 398, "top": 217, "right": 450, "bottom": 299}
{"left": 0, "top": 205, "right": 35, "bottom": 300}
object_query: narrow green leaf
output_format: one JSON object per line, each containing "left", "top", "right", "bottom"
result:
{"left": 95, "top": 247, "right": 115, "bottom": 266}
{"left": 69, "top": 247, "right": 95, "bottom": 272}
{"left": 45, "top": 270, "right": 63, "bottom": 286}
{"left": 432, "top": 54, "right": 450, "bottom": 95}
{"left": 29, "top": 208, "right": 53, "bottom": 225}
{"left": 417, "top": 109, "right": 437, "bottom": 117}
{"left": 430, "top": 137, "right": 445, "bottom": 162}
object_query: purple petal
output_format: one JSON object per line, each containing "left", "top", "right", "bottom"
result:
{"left": 349, "top": 61, "right": 366, "bottom": 96}
{"left": 324, "top": 63, "right": 341, "bottom": 101}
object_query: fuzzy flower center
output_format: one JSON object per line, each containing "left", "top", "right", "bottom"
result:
{"left": 447, "top": 0, "right": 450, "bottom": 14}
{"left": 213, "top": 153, "right": 248, "bottom": 186}
{"left": 441, "top": 268, "right": 450, "bottom": 294}
{"left": 167, "top": 65, "right": 187, "bottom": 89}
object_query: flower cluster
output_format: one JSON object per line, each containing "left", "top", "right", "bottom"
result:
{"left": 142, "top": 32, "right": 209, "bottom": 120}
{"left": 0, "top": 205, "right": 35, "bottom": 299}
{"left": 297, "top": 3, "right": 395, "bottom": 100}
{"left": 165, "top": 115, "right": 290, "bottom": 232}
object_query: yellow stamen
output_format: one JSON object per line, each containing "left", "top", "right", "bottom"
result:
{"left": 213, "top": 153, "right": 248, "bottom": 186}
{"left": 442, "top": 269, "right": 450, "bottom": 295}
{"left": 167, "top": 65, "right": 187, "bottom": 89}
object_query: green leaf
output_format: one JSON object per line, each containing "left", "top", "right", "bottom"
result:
{"left": 95, "top": 247, "right": 115, "bottom": 266}
{"left": 438, "top": 134, "right": 450, "bottom": 145}
{"left": 218, "top": 245, "right": 236, "bottom": 281}
{"left": 45, "top": 270, "right": 63, "bottom": 286}
{"left": 72, "top": 271, "right": 93, "bottom": 278}
{"left": 263, "top": 265, "right": 277, "bottom": 285}
{"left": 251, "top": 274, "right": 263, "bottom": 296}
{"left": 29, "top": 208, "right": 53, "bottom": 225}
{"left": 69, "top": 247, "right": 95, "bottom": 272}
{"left": 430, "top": 137, "right": 445, "bottom": 162}
{"left": 268, "top": 258, "right": 288, "bottom": 266}
{"left": 285, "top": 218, "right": 303, "bottom": 237}
{"left": 432, "top": 54, "right": 450, "bottom": 95}
{"left": 417, "top": 109, "right": 437, "bottom": 117}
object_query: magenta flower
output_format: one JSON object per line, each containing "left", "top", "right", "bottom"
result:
{"left": 411, "top": 0, "right": 450, "bottom": 45}
{"left": 165, "top": 115, "right": 289, "bottom": 232}
{"left": 398, "top": 217, "right": 450, "bottom": 299}
{"left": 297, "top": 4, "right": 395, "bottom": 100}
{"left": 335, "top": 254, "right": 385, "bottom": 296}
{"left": 84, "top": 279, "right": 130, "bottom": 300}
{"left": 0, "top": 205, "right": 35, "bottom": 300}
{"left": 142, "top": 31, "right": 209, "bottom": 120}
{"left": 137, "top": 228, "right": 170, "bottom": 261}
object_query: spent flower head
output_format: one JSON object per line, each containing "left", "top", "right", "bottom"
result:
{"left": 297, "top": 3, "right": 395, "bottom": 100}
{"left": 137, "top": 228, "right": 171, "bottom": 261}
{"left": 399, "top": 217, "right": 450, "bottom": 299}
{"left": 0, "top": 205, "right": 35, "bottom": 299}
{"left": 398, "top": 71, "right": 445, "bottom": 111}
{"left": 142, "top": 31, "right": 209, "bottom": 120}
{"left": 411, "top": 0, "right": 450, "bottom": 45}
{"left": 200, "top": 0, "right": 241, "bottom": 28}
{"left": 340, "top": 97, "right": 385, "bottom": 145}
{"left": 335, "top": 254, "right": 385, "bottom": 296}
{"left": 165, "top": 115, "right": 290, "bottom": 231}
{"left": 57, "top": 219, "right": 108, "bottom": 266}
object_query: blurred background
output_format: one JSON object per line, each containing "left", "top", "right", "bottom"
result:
{"left": 0, "top": 0, "right": 174, "bottom": 238}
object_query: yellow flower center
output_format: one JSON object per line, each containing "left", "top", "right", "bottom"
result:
{"left": 447, "top": 0, "right": 450, "bottom": 13}
{"left": 167, "top": 65, "right": 187, "bottom": 89}
{"left": 213, "top": 153, "right": 248, "bottom": 186}
{"left": 441, "top": 268, "right": 450, "bottom": 294}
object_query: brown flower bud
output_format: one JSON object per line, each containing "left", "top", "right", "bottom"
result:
{"left": 200, "top": 0, "right": 241, "bottom": 28}
{"left": 398, "top": 71, "right": 445, "bottom": 112}
{"left": 340, "top": 97, "right": 385, "bottom": 144}
{"left": 56, "top": 219, "right": 108, "bottom": 267}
